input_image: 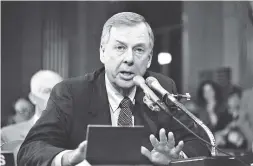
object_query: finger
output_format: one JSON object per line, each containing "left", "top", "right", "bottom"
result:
{"left": 141, "top": 146, "right": 151, "bottom": 161}
{"left": 167, "top": 132, "right": 175, "bottom": 148}
{"left": 150, "top": 134, "right": 159, "bottom": 148}
{"left": 159, "top": 128, "right": 167, "bottom": 144}
{"left": 78, "top": 140, "right": 87, "bottom": 153}
{"left": 174, "top": 140, "right": 184, "bottom": 155}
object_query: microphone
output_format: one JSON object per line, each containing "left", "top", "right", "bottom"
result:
{"left": 133, "top": 76, "right": 172, "bottom": 116}
{"left": 133, "top": 75, "right": 160, "bottom": 103}
{"left": 146, "top": 76, "right": 217, "bottom": 157}
{"left": 146, "top": 76, "right": 177, "bottom": 102}
{"left": 146, "top": 77, "right": 191, "bottom": 101}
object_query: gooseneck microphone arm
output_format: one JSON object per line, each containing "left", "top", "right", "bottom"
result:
{"left": 146, "top": 77, "right": 217, "bottom": 156}
{"left": 163, "top": 93, "right": 217, "bottom": 156}
{"left": 133, "top": 76, "right": 218, "bottom": 155}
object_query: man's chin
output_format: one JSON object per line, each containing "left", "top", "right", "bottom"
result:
{"left": 117, "top": 80, "right": 135, "bottom": 89}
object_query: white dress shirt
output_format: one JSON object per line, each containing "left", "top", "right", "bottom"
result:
{"left": 105, "top": 74, "right": 136, "bottom": 126}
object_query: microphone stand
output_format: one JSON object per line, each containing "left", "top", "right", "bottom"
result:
{"left": 163, "top": 93, "right": 217, "bottom": 156}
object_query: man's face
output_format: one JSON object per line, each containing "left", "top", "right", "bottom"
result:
{"left": 30, "top": 87, "right": 52, "bottom": 111}
{"left": 203, "top": 84, "right": 215, "bottom": 101}
{"left": 100, "top": 23, "right": 152, "bottom": 90}
{"left": 14, "top": 100, "right": 33, "bottom": 121}
{"left": 227, "top": 94, "right": 241, "bottom": 117}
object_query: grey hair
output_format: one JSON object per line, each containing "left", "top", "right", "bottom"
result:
{"left": 30, "top": 70, "right": 63, "bottom": 96}
{"left": 100, "top": 12, "right": 154, "bottom": 52}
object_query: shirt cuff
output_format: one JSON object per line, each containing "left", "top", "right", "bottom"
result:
{"left": 51, "top": 150, "right": 72, "bottom": 166}
{"left": 76, "top": 160, "right": 92, "bottom": 166}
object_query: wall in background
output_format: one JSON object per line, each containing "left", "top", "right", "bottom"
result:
{"left": 1, "top": 2, "right": 43, "bottom": 121}
{"left": 182, "top": 1, "right": 224, "bottom": 96}
{"left": 222, "top": 2, "right": 253, "bottom": 89}
{"left": 2, "top": 3, "right": 23, "bottom": 119}
{"left": 182, "top": 1, "right": 253, "bottom": 97}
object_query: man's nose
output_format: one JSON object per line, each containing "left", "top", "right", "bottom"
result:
{"left": 123, "top": 49, "right": 134, "bottom": 65}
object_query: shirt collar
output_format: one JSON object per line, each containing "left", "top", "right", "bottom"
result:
{"left": 105, "top": 73, "right": 136, "bottom": 113}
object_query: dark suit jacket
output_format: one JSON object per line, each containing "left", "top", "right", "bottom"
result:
{"left": 17, "top": 67, "right": 210, "bottom": 166}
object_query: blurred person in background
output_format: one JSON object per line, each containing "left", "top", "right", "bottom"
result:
{"left": 5, "top": 98, "right": 34, "bottom": 126}
{"left": 215, "top": 86, "right": 248, "bottom": 150}
{"left": 1, "top": 70, "right": 63, "bottom": 145}
{"left": 1, "top": 70, "right": 63, "bottom": 166}
{"left": 235, "top": 86, "right": 253, "bottom": 151}
{"left": 196, "top": 80, "right": 228, "bottom": 132}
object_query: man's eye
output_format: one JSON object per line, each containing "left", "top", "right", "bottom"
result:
{"left": 116, "top": 45, "right": 126, "bottom": 51}
{"left": 135, "top": 48, "right": 145, "bottom": 54}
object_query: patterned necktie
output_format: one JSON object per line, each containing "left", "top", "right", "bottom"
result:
{"left": 118, "top": 97, "right": 133, "bottom": 126}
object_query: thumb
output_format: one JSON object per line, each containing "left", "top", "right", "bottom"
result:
{"left": 141, "top": 146, "right": 151, "bottom": 161}
{"left": 77, "top": 140, "right": 87, "bottom": 153}
{"left": 63, "top": 141, "right": 88, "bottom": 166}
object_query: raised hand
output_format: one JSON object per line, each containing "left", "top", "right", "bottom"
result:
{"left": 141, "top": 128, "right": 184, "bottom": 165}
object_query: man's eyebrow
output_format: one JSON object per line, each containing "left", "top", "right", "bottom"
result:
{"left": 134, "top": 43, "right": 146, "bottom": 47}
{"left": 115, "top": 40, "right": 147, "bottom": 48}
{"left": 115, "top": 40, "right": 126, "bottom": 45}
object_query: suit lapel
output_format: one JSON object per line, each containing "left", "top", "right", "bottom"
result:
{"left": 87, "top": 69, "right": 112, "bottom": 125}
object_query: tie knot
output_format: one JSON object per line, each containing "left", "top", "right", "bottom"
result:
{"left": 120, "top": 97, "right": 133, "bottom": 109}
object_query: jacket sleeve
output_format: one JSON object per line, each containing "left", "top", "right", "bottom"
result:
{"left": 17, "top": 82, "right": 73, "bottom": 166}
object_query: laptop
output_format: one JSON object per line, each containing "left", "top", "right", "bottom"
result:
{"left": 85, "top": 125, "right": 152, "bottom": 165}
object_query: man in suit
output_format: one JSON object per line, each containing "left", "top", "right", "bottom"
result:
{"left": 17, "top": 12, "right": 210, "bottom": 166}
{"left": 1, "top": 70, "right": 63, "bottom": 145}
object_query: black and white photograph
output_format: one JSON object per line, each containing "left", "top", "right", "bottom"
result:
{"left": 1, "top": 1, "right": 253, "bottom": 166}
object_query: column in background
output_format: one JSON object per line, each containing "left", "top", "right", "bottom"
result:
{"left": 42, "top": 2, "right": 69, "bottom": 78}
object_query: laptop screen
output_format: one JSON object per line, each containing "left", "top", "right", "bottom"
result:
{"left": 85, "top": 125, "right": 152, "bottom": 165}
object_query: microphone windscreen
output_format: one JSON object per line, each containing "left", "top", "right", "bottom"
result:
{"left": 145, "top": 77, "right": 157, "bottom": 88}
{"left": 133, "top": 75, "right": 145, "bottom": 87}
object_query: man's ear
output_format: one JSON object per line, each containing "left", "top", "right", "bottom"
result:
{"left": 147, "top": 53, "right": 152, "bottom": 68}
{"left": 28, "top": 92, "right": 37, "bottom": 105}
{"left": 100, "top": 45, "right": 105, "bottom": 64}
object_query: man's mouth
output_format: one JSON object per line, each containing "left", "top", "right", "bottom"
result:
{"left": 119, "top": 71, "right": 134, "bottom": 80}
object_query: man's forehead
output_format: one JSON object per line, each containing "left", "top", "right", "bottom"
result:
{"left": 109, "top": 23, "right": 149, "bottom": 42}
